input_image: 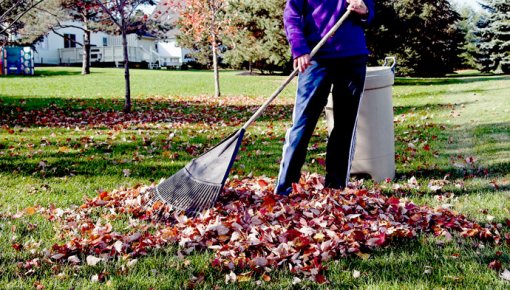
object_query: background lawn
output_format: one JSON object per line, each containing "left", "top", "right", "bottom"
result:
{"left": 0, "top": 67, "right": 509, "bottom": 289}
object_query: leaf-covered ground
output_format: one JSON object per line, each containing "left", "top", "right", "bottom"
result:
{"left": 0, "top": 68, "right": 509, "bottom": 289}
{"left": 7, "top": 174, "right": 507, "bottom": 286}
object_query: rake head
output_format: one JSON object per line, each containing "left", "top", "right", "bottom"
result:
{"left": 150, "top": 129, "right": 245, "bottom": 216}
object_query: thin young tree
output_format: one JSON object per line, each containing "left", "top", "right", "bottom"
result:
{"left": 174, "top": 0, "right": 233, "bottom": 97}
{"left": 59, "top": 0, "right": 103, "bottom": 74}
{"left": 94, "top": 0, "right": 156, "bottom": 113}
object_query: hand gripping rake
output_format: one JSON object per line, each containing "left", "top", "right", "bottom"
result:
{"left": 150, "top": 10, "right": 352, "bottom": 215}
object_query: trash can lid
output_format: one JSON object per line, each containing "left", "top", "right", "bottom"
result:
{"left": 365, "top": 66, "right": 394, "bottom": 90}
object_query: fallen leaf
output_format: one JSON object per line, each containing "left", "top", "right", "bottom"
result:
{"left": 237, "top": 273, "right": 251, "bottom": 282}
{"left": 225, "top": 271, "right": 237, "bottom": 284}
{"left": 500, "top": 269, "right": 510, "bottom": 281}
{"left": 127, "top": 259, "right": 138, "bottom": 267}
{"left": 356, "top": 252, "right": 370, "bottom": 260}
{"left": 24, "top": 207, "right": 37, "bottom": 216}
{"left": 113, "top": 240, "right": 123, "bottom": 253}
{"left": 68, "top": 255, "right": 80, "bottom": 264}
{"left": 489, "top": 260, "right": 502, "bottom": 271}
{"left": 86, "top": 255, "right": 103, "bottom": 266}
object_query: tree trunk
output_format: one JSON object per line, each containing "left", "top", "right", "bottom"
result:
{"left": 121, "top": 21, "right": 131, "bottom": 113}
{"left": 211, "top": 35, "right": 220, "bottom": 97}
{"left": 81, "top": 23, "right": 91, "bottom": 75}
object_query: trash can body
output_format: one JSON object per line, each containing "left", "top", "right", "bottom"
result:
{"left": 325, "top": 58, "right": 396, "bottom": 182}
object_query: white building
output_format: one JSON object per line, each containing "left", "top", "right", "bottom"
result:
{"left": 33, "top": 21, "right": 188, "bottom": 68}
{"left": 157, "top": 38, "right": 190, "bottom": 68}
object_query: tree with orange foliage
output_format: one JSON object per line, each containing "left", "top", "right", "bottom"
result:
{"left": 171, "top": 0, "right": 233, "bottom": 97}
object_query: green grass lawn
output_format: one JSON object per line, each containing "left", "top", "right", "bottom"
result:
{"left": 0, "top": 67, "right": 509, "bottom": 289}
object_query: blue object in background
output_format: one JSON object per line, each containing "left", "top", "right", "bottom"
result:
{"left": 0, "top": 46, "right": 34, "bottom": 76}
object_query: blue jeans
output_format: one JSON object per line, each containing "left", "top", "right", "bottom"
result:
{"left": 275, "top": 56, "right": 367, "bottom": 195}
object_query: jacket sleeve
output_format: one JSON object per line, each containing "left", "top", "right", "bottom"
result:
{"left": 360, "top": 0, "right": 375, "bottom": 26}
{"left": 283, "top": 0, "right": 310, "bottom": 59}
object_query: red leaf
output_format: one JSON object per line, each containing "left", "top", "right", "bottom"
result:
{"left": 257, "top": 179, "right": 268, "bottom": 188}
{"left": 315, "top": 274, "right": 327, "bottom": 284}
{"left": 261, "top": 195, "right": 276, "bottom": 211}
{"left": 211, "top": 258, "right": 220, "bottom": 267}
{"left": 284, "top": 229, "right": 302, "bottom": 241}
{"left": 12, "top": 243, "right": 23, "bottom": 251}
{"left": 488, "top": 260, "right": 502, "bottom": 270}
{"left": 386, "top": 196, "right": 400, "bottom": 205}
{"left": 292, "top": 183, "right": 304, "bottom": 194}
{"left": 99, "top": 191, "right": 108, "bottom": 200}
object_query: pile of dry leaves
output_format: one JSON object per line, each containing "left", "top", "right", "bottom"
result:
{"left": 15, "top": 174, "right": 506, "bottom": 282}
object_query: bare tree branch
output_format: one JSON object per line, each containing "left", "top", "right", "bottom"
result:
{"left": 0, "top": 0, "right": 45, "bottom": 35}
{"left": 0, "top": 0, "right": 25, "bottom": 22}
{"left": 94, "top": 0, "right": 122, "bottom": 28}
{"left": 51, "top": 27, "right": 84, "bottom": 46}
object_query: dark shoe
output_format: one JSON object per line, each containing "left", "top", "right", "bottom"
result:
{"left": 274, "top": 185, "right": 292, "bottom": 196}
{"left": 325, "top": 175, "right": 345, "bottom": 190}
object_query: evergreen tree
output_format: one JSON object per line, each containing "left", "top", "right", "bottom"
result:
{"left": 475, "top": 0, "right": 510, "bottom": 73}
{"left": 223, "top": 0, "right": 290, "bottom": 74}
{"left": 455, "top": 5, "right": 482, "bottom": 70}
{"left": 366, "top": 0, "right": 465, "bottom": 76}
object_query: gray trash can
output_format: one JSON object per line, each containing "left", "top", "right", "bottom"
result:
{"left": 325, "top": 57, "right": 396, "bottom": 182}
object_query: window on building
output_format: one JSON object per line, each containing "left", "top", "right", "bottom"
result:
{"left": 41, "top": 36, "right": 49, "bottom": 50}
{"left": 103, "top": 37, "right": 108, "bottom": 47}
{"left": 63, "top": 34, "right": 76, "bottom": 48}
{"left": 154, "top": 43, "right": 158, "bottom": 52}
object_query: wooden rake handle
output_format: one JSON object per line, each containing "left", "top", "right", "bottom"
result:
{"left": 241, "top": 9, "right": 352, "bottom": 130}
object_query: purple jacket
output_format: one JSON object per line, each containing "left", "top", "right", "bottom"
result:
{"left": 284, "top": 0, "right": 375, "bottom": 59}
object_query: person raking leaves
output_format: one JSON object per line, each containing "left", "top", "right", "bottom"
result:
{"left": 275, "top": 0, "right": 375, "bottom": 195}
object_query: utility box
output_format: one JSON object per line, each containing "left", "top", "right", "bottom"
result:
{"left": 0, "top": 46, "right": 35, "bottom": 76}
{"left": 325, "top": 57, "right": 396, "bottom": 182}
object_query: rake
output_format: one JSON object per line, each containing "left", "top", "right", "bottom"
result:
{"left": 150, "top": 10, "right": 352, "bottom": 215}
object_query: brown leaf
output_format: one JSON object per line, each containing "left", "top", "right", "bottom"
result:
{"left": 488, "top": 260, "right": 502, "bottom": 271}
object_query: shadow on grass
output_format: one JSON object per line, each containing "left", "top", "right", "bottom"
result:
{"left": 0, "top": 133, "right": 286, "bottom": 179}
{"left": 394, "top": 75, "right": 509, "bottom": 86}
{"left": 0, "top": 69, "right": 92, "bottom": 78}
{"left": 393, "top": 101, "right": 479, "bottom": 115}
{"left": 1, "top": 96, "right": 508, "bottom": 191}
{"left": 393, "top": 119, "right": 510, "bottom": 181}
{"left": 0, "top": 96, "right": 294, "bottom": 126}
